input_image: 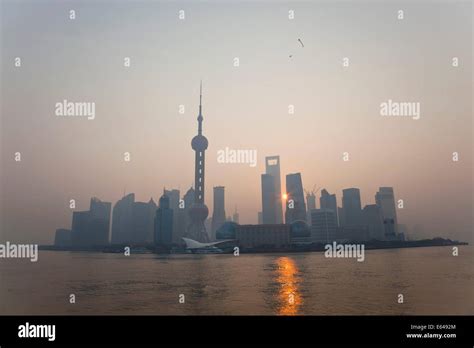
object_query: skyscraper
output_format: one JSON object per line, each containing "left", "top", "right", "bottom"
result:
{"left": 71, "top": 211, "right": 90, "bottom": 247}
{"left": 342, "top": 188, "right": 362, "bottom": 226}
{"left": 154, "top": 192, "right": 173, "bottom": 246}
{"left": 265, "top": 156, "right": 283, "bottom": 223}
{"left": 261, "top": 173, "right": 277, "bottom": 224}
{"left": 71, "top": 197, "right": 111, "bottom": 247}
{"left": 285, "top": 173, "right": 307, "bottom": 224}
{"left": 111, "top": 194, "right": 156, "bottom": 245}
{"left": 111, "top": 193, "right": 135, "bottom": 244}
{"left": 232, "top": 207, "right": 240, "bottom": 224}
{"left": 306, "top": 192, "right": 316, "bottom": 211}
{"left": 54, "top": 228, "right": 72, "bottom": 247}
{"left": 187, "top": 83, "right": 210, "bottom": 242}
{"left": 131, "top": 198, "right": 156, "bottom": 244}
{"left": 310, "top": 209, "right": 337, "bottom": 243}
{"left": 320, "top": 189, "right": 339, "bottom": 226}
{"left": 164, "top": 189, "right": 182, "bottom": 243}
{"left": 362, "top": 204, "right": 385, "bottom": 240}
{"left": 89, "top": 197, "right": 112, "bottom": 245}
{"left": 306, "top": 189, "right": 317, "bottom": 225}
{"left": 211, "top": 186, "right": 226, "bottom": 240}
{"left": 375, "top": 187, "right": 398, "bottom": 238}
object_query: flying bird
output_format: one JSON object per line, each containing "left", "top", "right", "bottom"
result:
{"left": 289, "top": 39, "right": 304, "bottom": 59}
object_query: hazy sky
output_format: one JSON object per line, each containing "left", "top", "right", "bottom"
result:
{"left": 1, "top": 0, "right": 472, "bottom": 244}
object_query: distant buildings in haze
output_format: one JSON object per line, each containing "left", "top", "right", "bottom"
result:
{"left": 376, "top": 187, "right": 399, "bottom": 239}
{"left": 71, "top": 197, "right": 111, "bottom": 247}
{"left": 53, "top": 84, "right": 407, "bottom": 249}
{"left": 285, "top": 173, "right": 307, "bottom": 224}
{"left": 111, "top": 193, "right": 135, "bottom": 244}
{"left": 110, "top": 193, "right": 155, "bottom": 245}
{"left": 341, "top": 188, "right": 362, "bottom": 226}
{"left": 261, "top": 156, "right": 283, "bottom": 224}
{"left": 310, "top": 209, "right": 337, "bottom": 243}
{"left": 211, "top": 186, "right": 226, "bottom": 241}
{"left": 154, "top": 192, "right": 173, "bottom": 246}
{"left": 320, "top": 189, "right": 338, "bottom": 226}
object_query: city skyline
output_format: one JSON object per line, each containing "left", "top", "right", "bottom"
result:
{"left": 0, "top": 1, "right": 473, "bottom": 334}
{"left": 54, "top": 84, "right": 413, "bottom": 247}
{"left": 1, "top": 1, "right": 472, "bottom": 245}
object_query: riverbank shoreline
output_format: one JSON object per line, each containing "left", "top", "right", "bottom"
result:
{"left": 39, "top": 238, "right": 468, "bottom": 255}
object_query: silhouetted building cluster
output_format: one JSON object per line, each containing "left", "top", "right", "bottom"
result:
{"left": 55, "top": 84, "right": 230, "bottom": 249}
{"left": 256, "top": 154, "right": 403, "bottom": 244}
{"left": 54, "top": 84, "right": 404, "bottom": 250}
{"left": 311, "top": 186, "right": 403, "bottom": 243}
{"left": 55, "top": 157, "right": 403, "bottom": 249}
{"left": 111, "top": 193, "right": 156, "bottom": 245}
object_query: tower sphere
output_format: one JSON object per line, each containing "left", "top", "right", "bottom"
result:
{"left": 191, "top": 134, "right": 208, "bottom": 150}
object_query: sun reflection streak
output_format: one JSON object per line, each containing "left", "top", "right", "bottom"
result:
{"left": 276, "top": 257, "right": 301, "bottom": 315}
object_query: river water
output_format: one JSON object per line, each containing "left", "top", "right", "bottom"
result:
{"left": 0, "top": 246, "right": 472, "bottom": 315}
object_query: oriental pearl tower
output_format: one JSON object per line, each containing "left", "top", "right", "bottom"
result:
{"left": 187, "top": 82, "right": 210, "bottom": 242}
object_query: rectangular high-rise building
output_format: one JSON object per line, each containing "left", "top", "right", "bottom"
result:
{"left": 306, "top": 193, "right": 316, "bottom": 211}
{"left": 310, "top": 209, "right": 337, "bottom": 243}
{"left": 111, "top": 193, "right": 135, "bottom": 244}
{"left": 232, "top": 209, "right": 240, "bottom": 224}
{"left": 265, "top": 156, "right": 283, "bottom": 223}
{"left": 71, "top": 211, "right": 90, "bottom": 247}
{"left": 306, "top": 193, "right": 316, "bottom": 225}
{"left": 211, "top": 186, "right": 226, "bottom": 241}
{"left": 165, "top": 189, "right": 183, "bottom": 243}
{"left": 131, "top": 199, "right": 156, "bottom": 244}
{"left": 285, "top": 173, "right": 307, "bottom": 224}
{"left": 89, "top": 197, "right": 112, "bottom": 245}
{"left": 154, "top": 194, "right": 173, "bottom": 246}
{"left": 54, "top": 228, "right": 71, "bottom": 247}
{"left": 375, "top": 187, "right": 398, "bottom": 238}
{"left": 71, "top": 197, "right": 111, "bottom": 247}
{"left": 362, "top": 204, "right": 385, "bottom": 240}
{"left": 261, "top": 174, "right": 277, "bottom": 224}
{"left": 342, "top": 188, "right": 362, "bottom": 226}
{"left": 320, "top": 189, "right": 339, "bottom": 226}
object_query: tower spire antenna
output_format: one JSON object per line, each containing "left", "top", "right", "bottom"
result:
{"left": 198, "top": 80, "right": 203, "bottom": 135}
